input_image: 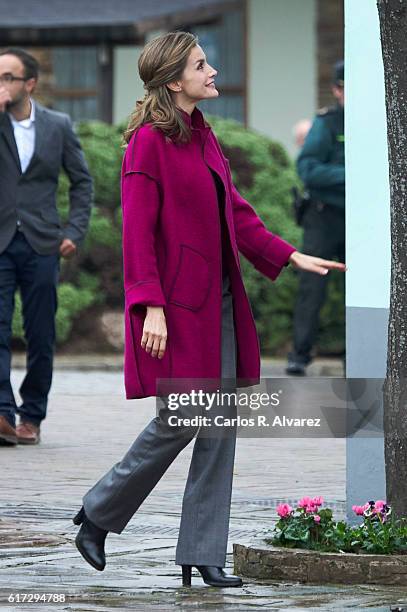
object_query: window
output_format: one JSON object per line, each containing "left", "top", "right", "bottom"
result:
{"left": 190, "top": 9, "right": 245, "bottom": 124}
{"left": 50, "top": 46, "right": 109, "bottom": 122}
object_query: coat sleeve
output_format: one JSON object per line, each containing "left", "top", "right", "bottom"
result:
{"left": 122, "top": 127, "right": 166, "bottom": 309}
{"left": 61, "top": 115, "right": 93, "bottom": 245}
{"left": 297, "top": 116, "right": 345, "bottom": 189}
{"left": 230, "top": 183, "right": 297, "bottom": 280}
{"left": 209, "top": 130, "right": 297, "bottom": 281}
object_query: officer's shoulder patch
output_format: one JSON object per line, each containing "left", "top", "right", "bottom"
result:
{"left": 317, "top": 105, "right": 336, "bottom": 117}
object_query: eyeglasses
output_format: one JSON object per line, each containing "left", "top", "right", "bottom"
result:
{"left": 0, "top": 73, "right": 29, "bottom": 84}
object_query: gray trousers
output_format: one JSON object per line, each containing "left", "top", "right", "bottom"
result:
{"left": 83, "top": 274, "right": 237, "bottom": 567}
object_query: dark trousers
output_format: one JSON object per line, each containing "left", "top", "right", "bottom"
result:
{"left": 0, "top": 231, "right": 59, "bottom": 427}
{"left": 289, "top": 202, "right": 345, "bottom": 365}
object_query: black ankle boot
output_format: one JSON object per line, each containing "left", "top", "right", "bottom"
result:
{"left": 73, "top": 506, "right": 108, "bottom": 571}
{"left": 181, "top": 564, "right": 243, "bottom": 587}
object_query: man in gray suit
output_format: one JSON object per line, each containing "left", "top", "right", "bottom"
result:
{"left": 0, "top": 48, "right": 93, "bottom": 445}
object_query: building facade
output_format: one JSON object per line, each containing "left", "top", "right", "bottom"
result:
{"left": 0, "top": 0, "right": 343, "bottom": 156}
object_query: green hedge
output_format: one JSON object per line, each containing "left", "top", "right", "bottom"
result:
{"left": 12, "top": 117, "right": 344, "bottom": 356}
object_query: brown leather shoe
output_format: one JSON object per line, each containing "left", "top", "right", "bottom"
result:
{"left": 0, "top": 416, "right": 18, "bottom": 446}
{"left": 16, "top": 421, "right": 41, "bottom": 445}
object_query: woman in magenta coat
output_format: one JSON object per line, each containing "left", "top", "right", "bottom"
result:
{"left": 72, "top": 31, "right": 345, "bottom": 587}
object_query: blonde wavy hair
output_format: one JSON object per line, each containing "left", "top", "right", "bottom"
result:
{"left": 123, "top": 31, "right": 199, "bottom": 145}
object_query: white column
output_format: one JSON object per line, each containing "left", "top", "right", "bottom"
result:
{"left": 113, "top": 46, "right": 144, "bottom": 125}
{"left": 247, "top": 0, "right": 316, "bottom": 156}
{"left": 345, "top": 0, "right": 390, "bottom": 519}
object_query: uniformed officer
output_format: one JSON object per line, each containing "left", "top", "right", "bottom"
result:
{"left": 286, "top": 61, "right": 345, "bottom": 375}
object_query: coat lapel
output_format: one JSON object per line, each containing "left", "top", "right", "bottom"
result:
{"left": 24, "top": 102, "right": 46, "bottom": 175}
{"left": 0, "top": 113, "right": 21, "bottom": 172}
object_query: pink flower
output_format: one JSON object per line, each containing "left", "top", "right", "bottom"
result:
{"left": 276, "top": 503, "right": 293, "bottom": 518}
{"left": 298, "top": 497, "right": 312, "bottom": 509}
{"left": 298, "top": 496, "right": 323, "bottom": 513}
{"left": 374, "top": 500, "right": 386, "bottom": 512}
{"left": 313, "top": 515, "right": 321, "bottom": 523}
{"left": 352, "top": 505, "right": 366, "bottom": 516}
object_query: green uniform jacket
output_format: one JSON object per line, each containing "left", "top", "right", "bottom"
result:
{"left": 297, "top": 104, "right": 344, "bottom": 210}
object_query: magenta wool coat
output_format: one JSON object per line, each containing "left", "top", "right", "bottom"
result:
{"left": 121, "top": 107, "right": 296, "bottom": 399}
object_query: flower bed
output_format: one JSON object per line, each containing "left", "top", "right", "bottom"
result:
{"left": 269, "top": 497, "right": 406, "bottom": 555}
{"left": 233, "top": 542, "right": 407, "bottom": 585}
{"left": 233, "top": 497, "right": 407, "bottom": 585}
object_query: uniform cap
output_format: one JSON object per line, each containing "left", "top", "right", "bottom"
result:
{"left": 333, "top": 60, "right": 344, "bottom": 86}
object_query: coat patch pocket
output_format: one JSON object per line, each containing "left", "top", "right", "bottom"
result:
{"left": 169, "top": 245, "right": 211, "bottom": 311}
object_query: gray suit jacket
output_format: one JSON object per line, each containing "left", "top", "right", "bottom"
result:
{"left": 0, "top": 101, "right": 93, "bottom": 255}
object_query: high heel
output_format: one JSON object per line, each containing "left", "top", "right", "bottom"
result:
{"left": 182, "top": 565, "right": 192, "bottom": 586}
{"left": 181, "top": 564, "right": 243, "bottom": 587}
{"left": 72, "top": 506, "right": 85, "bottom": 525}
{"left": 73, "top": 507, "right": 108, "bottom": 571}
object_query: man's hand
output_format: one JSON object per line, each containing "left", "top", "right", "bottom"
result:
{"left": 289, "top": 251, "right": 347, "bottom": 275}
{"left": 0, "top": 87, "right": 12, "bottom": 113}
{"left": 59, "top": 238, "right": 77, "bottom": 258}
{"left": 141, "top": 306, "right": 167, "bottom": 359}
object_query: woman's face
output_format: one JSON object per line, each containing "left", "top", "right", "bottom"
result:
{"left": 171, "top": 45, "right": 218, "bottom": 104}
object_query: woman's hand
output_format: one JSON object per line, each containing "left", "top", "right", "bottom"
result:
{"left": 141, "top": 306, "right": 167, "bottom": 359}
{"left": 289, "top": 251, "right": 347, "bottom": 275}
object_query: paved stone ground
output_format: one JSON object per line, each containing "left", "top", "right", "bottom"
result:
{"left": 0, "top": 359, "right": 405, "bottom": 611}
